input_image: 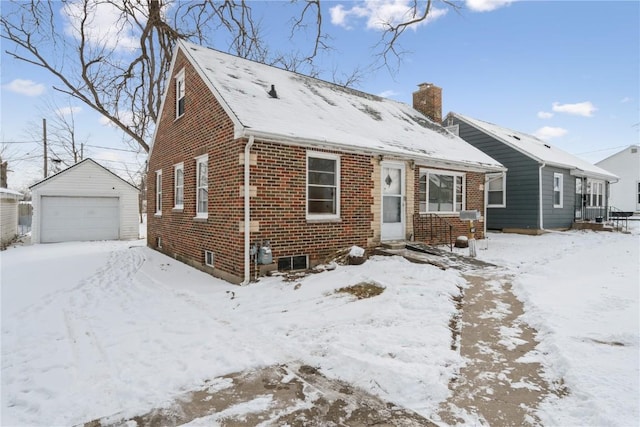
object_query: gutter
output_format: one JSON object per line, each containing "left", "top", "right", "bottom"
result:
{"left": 241, "top": 135, "right": 255, "bottom": 285}
{"left": 570, "top": 168, "right": 619, "bottom": 184}
{"left": 539, "top": 162, "right": 546, "bottom": 230}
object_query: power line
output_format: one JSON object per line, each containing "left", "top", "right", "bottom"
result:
{"left": 576, "top": 144, "right": 630, "bottom": 155}
{"left": 84, "top": 143, "right": 142, "bottom": 153}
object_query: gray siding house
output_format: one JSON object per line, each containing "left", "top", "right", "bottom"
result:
{"left": 445, "top": 112, "right": 618, "bottom": 232}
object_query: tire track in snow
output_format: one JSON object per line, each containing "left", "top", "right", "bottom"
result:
{"left": 2, "top": 246, "right": 146, "bottom": 425}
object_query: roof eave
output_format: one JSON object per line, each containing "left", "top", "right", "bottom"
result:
{"left": 239, "top": 128, "right": 506, "bottom": 173}
{"left": 569, "top": 168, "right": 619, "bottom": 183}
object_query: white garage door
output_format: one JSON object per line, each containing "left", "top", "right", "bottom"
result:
{"left": 41, "top": 196, "right": 119, "bottom": 243}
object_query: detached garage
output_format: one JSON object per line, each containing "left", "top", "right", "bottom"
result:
{"left": 30, "top": 159, "right": 140, "bottom": 244}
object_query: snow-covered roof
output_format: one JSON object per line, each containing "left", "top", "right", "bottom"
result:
{"left": 0, "top": 188, "right": 23, "bottom": 198}
{"left": 450, "top": 112, "right": 618, "bottom": 181}
{"left": 177, "top": 42, "right": 504, "bottom": 172}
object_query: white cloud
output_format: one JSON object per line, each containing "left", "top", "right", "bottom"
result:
{"left": 620, "top": 97, "right": 631, "bottom": 103}
{"left": 62, "top": 0, "right": 141, "bottom": 51}
{"left": 55, "top": 106, "right": 82, "bottom": 117}
{"left": 378, "top": 89, "right": 398, "bottom": 98}
{"left": 552, "top": 101, "right": 597, "bottom": 117}
{"left": 329, "top": 5, "right": 353, "bottom": 28}
{"left": 329, "top": 0, "right": 447, "bottom": 31}
{"left": 466, "top": 0, "right": 514, "bottom": 12}
{"left": 537, "top": 111, "right": 553, "bottom": 119}
{"left": 534, "top": 126, "right": 568, "bottom": 140}
{"left": 4, "top": 79, "right": 46, "bottom": 96}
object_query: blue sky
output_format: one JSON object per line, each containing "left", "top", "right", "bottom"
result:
{"left": 1, "top": 0, "right": 638, "bottom": 191}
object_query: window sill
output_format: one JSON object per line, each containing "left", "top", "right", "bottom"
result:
{"left": 420, "top": 212, "right": 459, "bottom": 217}
{"left": 487, "top": 205, "right": 506, "bottom": 208}
{"left": 306, "top": 217, "right": 342, "bottom": 224}
{"left": 154, "top": 213, "right": 162, "bottom": 218}
{"left": 172, "top": 207, "right": 184, "bottom": 212}
{"left": 193, "top": 215, "right": 208, "bottom": 222}
{"left": 174, "top": 113, "right": 184, "bottom": 122}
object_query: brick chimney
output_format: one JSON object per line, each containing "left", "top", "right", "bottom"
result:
{"left": 412, "top": 82, "right": 442, "bottom": 123}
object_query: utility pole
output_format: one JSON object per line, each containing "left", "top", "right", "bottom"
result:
{"left": 43, "top": 118, "right": 48, "bottom": 178}
{"left": 0, "top": 155, "right": 7, "bottom": 188}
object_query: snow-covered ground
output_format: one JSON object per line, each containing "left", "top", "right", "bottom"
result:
{"left": 1, "top": 221, "right": 638, "bottom": 426}
{"left": 474, "top": 224, "right": 640, "bottom": 426}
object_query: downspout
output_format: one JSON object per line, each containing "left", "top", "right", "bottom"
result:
{"left": 241, "top": 135, "right": 255, "bottom": 285}
{"left": 484, "top": 174, "right": 489, "bottom": 243}
{"left": 539, "top": 162, "right": 546, "bottom": 230}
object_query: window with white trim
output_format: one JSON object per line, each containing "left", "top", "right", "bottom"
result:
{"left": 419, "top": 169, "right": 465, "bottom": 213}
{"left": 195, "top": 155, "right": 208, "bottom": 218}
{"left": 553, "top": 173, "right": 563, "bottom": 208}
{"left": 487, "top": 174, "right": 506, "bottom": 207}
{"left": 155, "top": 170, "right": 162, "bottom": 215}
{"left": 204, "top": 250, "right": 215, "bottom": 267}
{"left": 307, "top": 152, "right": 340, "bottom": 219}
{"left": 586, "top": 179, "right": 604, "bottom": 207}
{"left": 175, "top": 69, "right": 185, "bottom": 118}
{"left": 174, "top": 163, "right": 184, "bottom": 208}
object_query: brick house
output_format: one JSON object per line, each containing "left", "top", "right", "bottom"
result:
{"left": 147, "top": 41, "right": 505, "bottom": 284}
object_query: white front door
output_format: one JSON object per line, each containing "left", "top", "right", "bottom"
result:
{"left": 381, "top": 162, "right": 405, "bottom": 241}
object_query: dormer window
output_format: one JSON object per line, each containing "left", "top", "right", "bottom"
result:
{"left": 175, "top": 69, "right": 185, "bottom": 118}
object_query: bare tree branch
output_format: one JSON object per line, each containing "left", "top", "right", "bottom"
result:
{"left": 1, "top": 0, "right": 460, "bottom": 156}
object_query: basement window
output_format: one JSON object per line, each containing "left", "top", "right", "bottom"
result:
{"left": 204, "top": 250, "right": 215, "bottom": 267}
{"left": 278, "top": 255, "right": 308, "bottom": 271}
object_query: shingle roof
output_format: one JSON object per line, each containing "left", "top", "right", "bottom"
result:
{"left": 176, "top": 41, "right": 504, "bottom": 172}
{"left": 451, "top": 112, "right": 618, "bottom": 181}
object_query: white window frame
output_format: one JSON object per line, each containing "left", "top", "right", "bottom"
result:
{"left": 173, "top": 163, "right": 184, "bottom": 209}
{"left": 306, "top": 151, "right": 340, "bottom": 220}
{"left": 195, "top": 154, "right": 208, "bottom": 219}
{"left": 586, "top": 179, "right": 604, "bottom": 207}
{"left": 553, "top": 172, "right": 563, "bottom": 208}
{"left": 487, "top": 174, "right": 506, "bottom": 208}
{"left": 204, "top": 250, "right": 215, "bottom": 267}
{"left": 175, "top": 68, "right": 185, "bottom": 119}
{"left": 174, "top": 163, "right": 184, "bottom": 209}
{"left": 155, "top": 170, "right": 162, "bottom": 216}
{"left": 419, "top": 168, "right": 466, "bottom": 214}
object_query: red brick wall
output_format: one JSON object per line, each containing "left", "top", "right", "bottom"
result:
{"left": 147, "top": 50, "right": 246, "bottom": 281}
{"left": 250, "top": 143, "right": 374, "bottom": 268}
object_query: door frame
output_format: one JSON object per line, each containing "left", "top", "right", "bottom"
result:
{"left": 380, "top": 161, "right": 406, "bottom": 241}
